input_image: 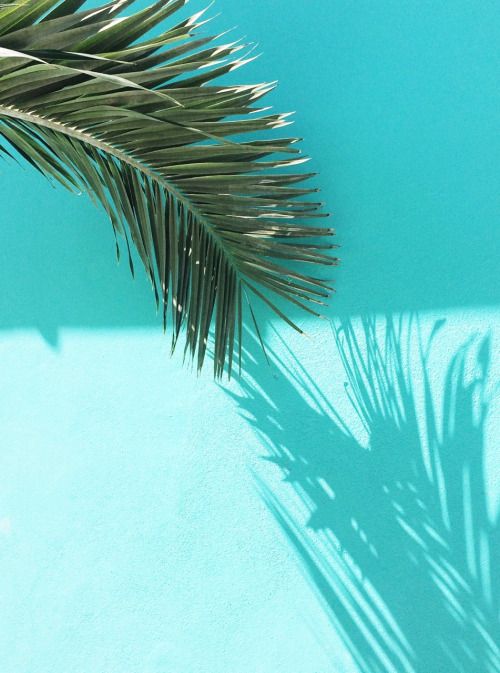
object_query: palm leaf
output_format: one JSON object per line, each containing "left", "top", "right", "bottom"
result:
{"left": 0, "top": 0, "right": 336, "bottom": 377}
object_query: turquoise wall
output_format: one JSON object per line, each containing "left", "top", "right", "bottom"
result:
{"left": 0, "top": 2, "right": 498, "bottom": 672}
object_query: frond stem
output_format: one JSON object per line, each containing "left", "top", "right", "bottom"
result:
{"left": 0, "top": 103, "right": 243, "bottom": 281}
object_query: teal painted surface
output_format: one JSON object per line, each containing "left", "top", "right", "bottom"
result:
{"left": 0, "top": 2, "right": 498, "bottom": 672}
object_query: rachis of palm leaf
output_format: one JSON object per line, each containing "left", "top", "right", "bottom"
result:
{"left": 0, "top": 0, "right": 336, "bottom": 377}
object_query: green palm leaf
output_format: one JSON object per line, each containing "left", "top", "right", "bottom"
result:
{"left": 0, "top": 0, "right": 336, "bottom": 376}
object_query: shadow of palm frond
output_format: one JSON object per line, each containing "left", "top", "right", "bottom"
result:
{"left": 231, "top": 316, "right": 499, "bottom": 673}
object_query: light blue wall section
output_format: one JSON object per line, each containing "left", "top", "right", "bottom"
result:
{"left": 0, "top": 2, "right": 498, "bottom": 672}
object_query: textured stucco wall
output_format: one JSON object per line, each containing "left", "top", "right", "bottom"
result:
{"left": 0, "top": 2, "right": 498, "bottom": 672}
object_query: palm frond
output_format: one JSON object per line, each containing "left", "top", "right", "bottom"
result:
{"left": 0, "top": 0, "right": 336, "bottom": 376}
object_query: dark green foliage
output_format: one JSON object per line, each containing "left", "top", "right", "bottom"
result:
{"left": 0, "top": 0, "right": 336, "bottom": 376}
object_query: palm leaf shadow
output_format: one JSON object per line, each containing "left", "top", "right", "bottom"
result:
{"left": 231, "top": 316, "right": 500, "bottom": 673}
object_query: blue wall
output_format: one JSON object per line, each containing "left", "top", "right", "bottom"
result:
{"left": 0, "top": 2, "right": 498, "bottom": 672}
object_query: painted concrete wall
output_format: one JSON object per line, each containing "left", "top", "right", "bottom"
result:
{"left": 0, "top": 2, "right": 498, "bottom": 672}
